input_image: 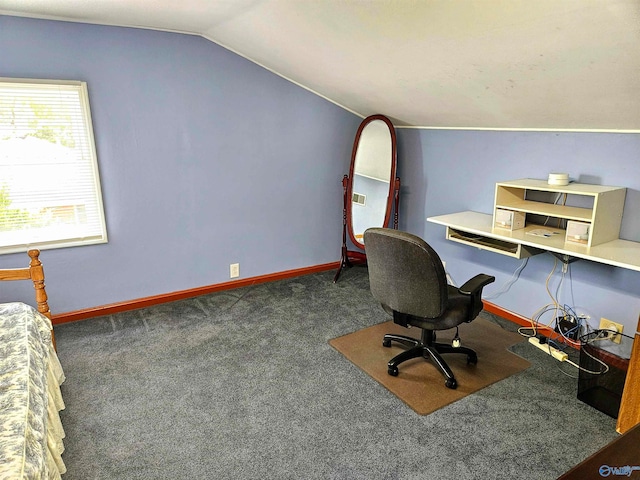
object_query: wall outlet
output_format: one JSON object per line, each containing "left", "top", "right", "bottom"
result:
{"left": 599, "top": 318, "right": 623, "bottom": 344}
{"left": 230, "top": 263, "right": 240, "bottom": 278}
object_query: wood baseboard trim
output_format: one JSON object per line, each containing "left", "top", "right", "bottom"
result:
{"left": 52, "top": 268, "right": 575, "bottom": 345}
{"left": 52, "top": 261, "right": 340, "bottom": 325}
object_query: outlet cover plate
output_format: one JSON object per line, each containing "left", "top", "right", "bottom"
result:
{"left": 599, "top": 318, "right": 623, "bottom": 344}
{"left": 230, "top": 263, "right": 240, "bottom": 278}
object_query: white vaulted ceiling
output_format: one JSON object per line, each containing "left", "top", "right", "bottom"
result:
{"left": 1, "top": 0, "right": 639, "bottom": 131}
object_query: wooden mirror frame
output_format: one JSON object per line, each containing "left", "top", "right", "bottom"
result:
{"left": 334, "top": 114, "right": 400, "bottom": 282}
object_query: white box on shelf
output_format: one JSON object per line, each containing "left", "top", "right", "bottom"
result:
{"left": 566, "top": 220, "right": 590, "bottom": 245}
{"left": 494, "top": 209, "right": 525, "bottom": 231}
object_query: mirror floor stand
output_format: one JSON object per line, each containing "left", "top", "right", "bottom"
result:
{"left": 333, "top": 246, "right": 367, "bottom": 283}
{"left": 333, "top": 176, "right": 400, "bottom": 283}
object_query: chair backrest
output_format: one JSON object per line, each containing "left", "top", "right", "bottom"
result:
{"left": 364, "top": 228, "right": 447, "bottom": 319}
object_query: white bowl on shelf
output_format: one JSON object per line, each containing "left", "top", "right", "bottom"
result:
{"left": 548, "top": 172, "right": 569, "bottom": 186}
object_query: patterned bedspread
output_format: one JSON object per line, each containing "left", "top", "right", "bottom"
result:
{"left": 0, "top": 302, "right": 66, "bottom": 480}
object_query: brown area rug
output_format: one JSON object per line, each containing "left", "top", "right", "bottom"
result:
{"left": 329, "top": 316, "right": 530, "bottom": 415}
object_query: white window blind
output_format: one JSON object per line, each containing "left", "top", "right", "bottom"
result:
{"left": 0, "top": 78, "right": 107, "bottom": 254}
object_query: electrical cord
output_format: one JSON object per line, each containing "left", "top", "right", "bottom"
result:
{"left": 518, "top": 256, "right": 559, "bottom": 338}
{"left": 484, "top": 258, "right": 528, "bottom": 300}
{"left": 573, "top": 331, "right": 616, "bottom": 375}
{"left": 546, "top": 257, "right": 583, "bottom": 348}
{"left": 563, "top": 329, "right": 633, "bottom": 375}
{"left": 445, "top": 270, "right": 457, "bottom": 288}
{"left": 547, "top": 338, "right": 582, "bottom": 379}
{"left": 568, "top": 266, "right": 576, "bottom": 316}
{"left": 542, "top": 193, "right": 566, "bottom": 227}
{"left": 515, "top": 251, "right": 628, "bottom": 377}
{"left": 518, "top": 256, "right": 583, "bottom": 348}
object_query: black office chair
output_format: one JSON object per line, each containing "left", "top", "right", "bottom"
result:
{"left": 363, "top": 228, "right": 495, "bottom": 389}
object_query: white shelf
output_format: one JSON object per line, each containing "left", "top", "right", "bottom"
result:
{"left": 495, "top": 200, "right": 593, "bottom": 222}
{"left": 428, "top": 211, "right": 640, "bottom": 272}
{"left": 496, "top": 178, "right": 623, "bottom": 195}
{"left": 493, "top": 179, "right": 626, "bottom": 247}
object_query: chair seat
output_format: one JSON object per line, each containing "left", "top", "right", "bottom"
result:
{"left": 384, "top": 285, "right": 472, "bottom": 331}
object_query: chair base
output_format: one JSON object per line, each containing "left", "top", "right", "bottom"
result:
{"left": 383, "top": 330, "right": 477, "bottom": 389}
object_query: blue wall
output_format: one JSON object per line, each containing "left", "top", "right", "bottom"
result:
{"left": 397, "top": 129, "right": 640, "bottom": 333}
{"left": 0, "top": 15, "right": 361, "bottom": 312}
{"left": 2, "top": 15, "right": 638, "bottom": 335}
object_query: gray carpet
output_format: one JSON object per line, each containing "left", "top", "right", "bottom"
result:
{"left": 54, "top": 267, "right": 618, "bottom": 480}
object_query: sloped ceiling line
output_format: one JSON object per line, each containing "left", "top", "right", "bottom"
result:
{"left": 1, "top": 0, "right": 639, "bottom": 131}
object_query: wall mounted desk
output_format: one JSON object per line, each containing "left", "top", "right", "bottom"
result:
{"left": 429, "top": 209, "right": 640, "bottom": 438}
{"left": 427, "top": 211, "right": 640, "bottom": 272}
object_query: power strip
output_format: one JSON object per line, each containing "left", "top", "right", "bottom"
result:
{"left": 528, "top": 337, "right": 568, "bottom": 362}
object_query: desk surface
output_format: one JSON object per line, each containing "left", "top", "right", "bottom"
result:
{"left": 428, "top": 211, "right": 640, "bottom": 272}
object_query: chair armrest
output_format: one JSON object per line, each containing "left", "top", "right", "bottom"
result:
{"left": 458, "top": 274, "right": 495, "bottom": 295}
{"left": 458, "top": 274, "right": 495, "bottom": 322}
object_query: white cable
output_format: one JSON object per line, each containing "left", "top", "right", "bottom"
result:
{"left": 484, "top": 258, "right": 528, "bottom": 300}
{"left": 517, "top": 257, "right": 581, "bottom": 348}
{"left": 446, "top": 272, "right": 457, "bottom": 287}
{"left": 564, "top": 357, "right": 609, "bottom": 375}
{"left": 543, "top": 192, "right": 565, "bottom": 226}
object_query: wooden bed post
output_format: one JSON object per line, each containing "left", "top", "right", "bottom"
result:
{"left": 28, "top": 250, "right": 56, "bottom": 351}
{"left": 0, "top": 249, "right": 55, "bottom": 350}
{"left": 27, "top": 250, "right": 51, "bottom": 319}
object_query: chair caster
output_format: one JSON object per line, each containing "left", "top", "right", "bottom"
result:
{"left": 445, "top": 378, "right": 457, "bottom": 389}
{"left": 467, "top": 353, "right": 478, "bottom": 365}
{"left": 388, "top": 366, "right": 399, "bottom": 376}
{"left": 382, "top": 338, "right": 391, "bottom": 348}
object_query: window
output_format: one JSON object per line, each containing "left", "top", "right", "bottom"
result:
{"left": 0, "top": 78, "right": 107, "bottom": 254}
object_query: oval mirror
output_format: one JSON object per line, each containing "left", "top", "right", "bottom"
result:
{"left": 334, "top": 114, "right": 399, "bottom": 282}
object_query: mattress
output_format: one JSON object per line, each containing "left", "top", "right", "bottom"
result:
{"left": 0, "top": 302, "right": 66, "bottom": 480}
